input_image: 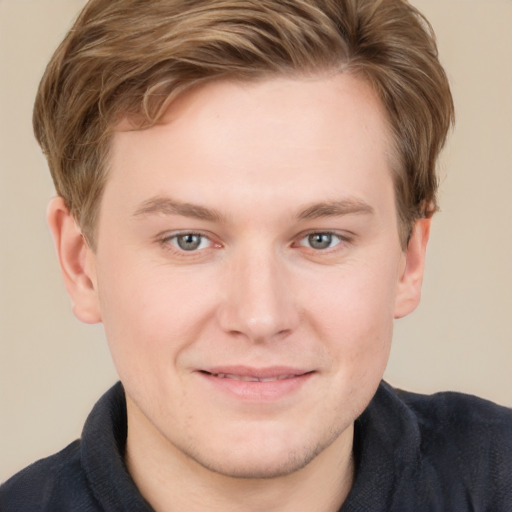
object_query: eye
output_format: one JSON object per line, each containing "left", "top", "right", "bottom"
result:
{"left": 298, "top": 232, "right": 342, "bottom": 250}
{"left": 167, "top": 233, "right": 211, "bottom": 251}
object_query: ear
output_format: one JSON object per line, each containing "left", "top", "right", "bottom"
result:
{"left": 394, "top": 218, "right": 431, "bottom": 319}
{"left": 47, "top": 197, "right": 101, "bottom": 324}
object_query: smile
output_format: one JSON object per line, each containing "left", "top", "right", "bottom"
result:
{"left": 198, "top": 367, "right": 314, "bottom": 401}
{"left": 204, "top": 372, "right": 302, "bottom": 382}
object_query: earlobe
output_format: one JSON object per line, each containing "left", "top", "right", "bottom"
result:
{"left": 47, "top": 197, "right": 101, "bottom": 324}
{"left": 394, "top": 218, "right": 431, "bottom": 319}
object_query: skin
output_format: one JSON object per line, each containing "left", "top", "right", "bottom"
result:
{"left": 48, "top": 73, "right": 430, "bottom": 512}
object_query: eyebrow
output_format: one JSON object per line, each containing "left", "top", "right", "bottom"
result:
{"left": 133, "top": 196, "right": 374, "bottom": 222}
{"left": 133, "top": 197, "right": 224, "bottom": 222}
{"left": 297, "top": 199, "right": 375, "bottom": 220}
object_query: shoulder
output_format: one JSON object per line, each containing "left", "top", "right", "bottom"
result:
{"left": 365, "top": 382, "right": 512, "bottom": 470}
{"left": 395, "top": 385, "right": 512, "bottom": 506}
{"left": 395, "top": 385, "right": 512, "bottom": 448}
{"left": 0, "top": 440, "right": 99, "bottom": 511}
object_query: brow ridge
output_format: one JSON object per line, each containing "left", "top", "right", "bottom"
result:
{"left": 298, "top": 199, "right": 375, "bottom": 220}
{"left": 134, "top": 196, "right": 374, "bottom": 223}
{"left": 133, "top": 196, "right": 223, "bottom": 222}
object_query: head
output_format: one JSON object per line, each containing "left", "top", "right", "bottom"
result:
{"left": 37, "top": 0, "right": 454, "bottom": 495}
{"left": 34, "top": 0, "right": 453, "bottom": 250}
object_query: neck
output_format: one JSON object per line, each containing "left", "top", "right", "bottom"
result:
{"left": 125, "top": 400, "right": 355, "bottom": 512}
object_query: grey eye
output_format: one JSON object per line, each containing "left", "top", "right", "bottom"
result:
{"left": 297, "top": 232, "right": 342, "bottom": 251}
{"left": 307, "top": 233, "right": 334, "bottom": 250}
{"left": 175, "top": 234, "right": 205, "bottom": 251}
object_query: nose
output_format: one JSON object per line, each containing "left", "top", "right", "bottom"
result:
{"left": 216, "top": 245, "right": 300, "bottom": 343}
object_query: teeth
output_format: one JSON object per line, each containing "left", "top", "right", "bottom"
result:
{"left": 212, "top": 373, "right": 296, "bottom": 382}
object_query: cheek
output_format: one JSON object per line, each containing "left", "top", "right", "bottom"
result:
{"left": 309, "top": 259, "right": 398, "bottom": 326}
{"left": 304, "top": 260, "right": 398, "bottom": 368}
{"left": 95, "top": 257, "right": 219, "bottom": 375}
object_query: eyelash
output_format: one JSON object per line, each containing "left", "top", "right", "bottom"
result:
{"left": 159, "top": 231, "right": 217, "bottom": 253}
{"left": 158, "top": 230, "right": 352, "bottom": 256}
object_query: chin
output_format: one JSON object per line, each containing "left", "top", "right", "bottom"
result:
{"left": 193, "top": 448, "right": 318, "bottom": 480}
{"left": 183, "top": 425, "right": 343, "bottom": 480}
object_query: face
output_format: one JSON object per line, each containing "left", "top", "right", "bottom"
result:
{"left": 77, "top": 74, "right": 425, "bottom": 479}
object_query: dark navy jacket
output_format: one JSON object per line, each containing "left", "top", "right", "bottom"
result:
{"left": 1, "top": 381, "right": 511, "bottom": 511}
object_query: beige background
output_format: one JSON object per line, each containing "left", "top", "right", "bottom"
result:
{"left": 1, "top": 0, "right": 511, "bottom": 482}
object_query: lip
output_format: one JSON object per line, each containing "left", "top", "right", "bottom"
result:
{"left": 196, "top": 366, "right": 315, "bottom": 401}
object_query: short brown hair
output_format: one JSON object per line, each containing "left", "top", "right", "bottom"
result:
{"left": 34, "top": 0, "right": 454, "bottom": 248}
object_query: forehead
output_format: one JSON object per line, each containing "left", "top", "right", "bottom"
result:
{"left": 106, "top": 74, "right": 395, "bottom": 220}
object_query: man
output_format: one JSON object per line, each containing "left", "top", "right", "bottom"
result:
{"left": 1, "top": 0, "right": 511, "bottom": 510}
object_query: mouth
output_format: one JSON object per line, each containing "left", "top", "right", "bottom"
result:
{"left": 197, "top": 367, "right": 314, "bottom": 401}
{"left": 200, "top": 371, "right": 307, "bottom": 382}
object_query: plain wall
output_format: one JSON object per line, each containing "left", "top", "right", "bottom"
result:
{"left": 1, "top": 0, "right": 511, "bottom": 481}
